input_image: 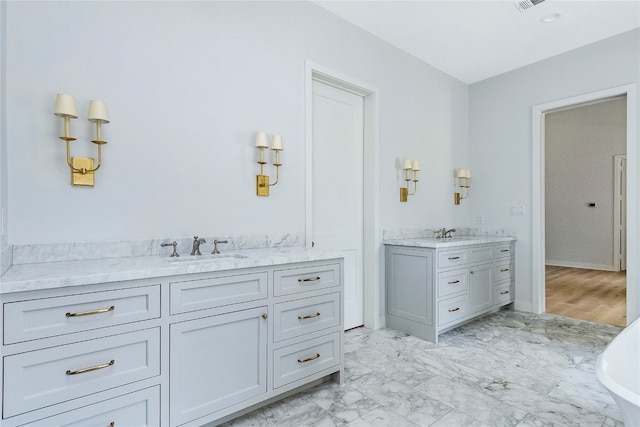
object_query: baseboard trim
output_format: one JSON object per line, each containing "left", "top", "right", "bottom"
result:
{"left": 546, "top": 260, "right": 617, "bottom": 272}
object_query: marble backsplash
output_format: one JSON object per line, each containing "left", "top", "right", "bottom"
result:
{"left": 1, "top": 245, "right": 12, "bottom": 275}
{"left": 383, "top": 227, "right": 517, "bottom": 241}
{"left": 10, "top": 232, "right": 304, "bottom": 265}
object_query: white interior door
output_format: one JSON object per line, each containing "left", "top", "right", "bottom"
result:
{"left": 311, "top": 79, "right": 364, "bottom": 330}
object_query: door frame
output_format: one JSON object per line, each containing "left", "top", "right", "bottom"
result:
{"left": 304, "top": 61, "right": 381, "bottom": 329}
{"left": 614, "top": 154, "right": 627, "bottom": 272}
{"left": 532, "top": 84, "right": 638, "bottom": 324}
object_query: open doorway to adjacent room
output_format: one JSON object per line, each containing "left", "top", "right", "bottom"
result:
{"left": 544, "top": 96, "right": 627, "bottom": 327}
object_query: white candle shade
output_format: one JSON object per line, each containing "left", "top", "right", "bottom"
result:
{"left": 402, "top": 158, "right": 412, "bottom": 170}
{"left": 411, "top": 160, "right": 420, "bottom": 171}
{"left": 465, "top": 169, "right": 471, "bottom": 179}
{"left": 88, "top": 100, "right": 110, "bottom": 123}
{"left": 457, "top": 168, "right": 467, "bottom": 178}
{"left": 255, "top": 132, "right": 269, "bottom": 148}
{"left": 54, "top": 94, "right": 78, "bottom": 118}
{"left": 271, "top": 135, "right": 284, "bottom": 151}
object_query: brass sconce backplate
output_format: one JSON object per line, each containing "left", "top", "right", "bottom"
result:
{"left": 71, "top": 157, "right": 95, "bottom": 186}
{"left": 256, "top": 175, "right": 270, "bottom": 196}
{"left": 400, "top": 187, "right": 408, "bottom": 203}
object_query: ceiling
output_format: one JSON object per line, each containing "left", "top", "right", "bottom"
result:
{"left": 313, "top": 0, "right": 640, "bottom": 84}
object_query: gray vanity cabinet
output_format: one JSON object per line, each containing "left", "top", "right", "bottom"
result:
{"left": 386, "top": 241, "right": 515, "bottom": 343}
{"left": 170, "top": 306, "right": 268, "bottom": 426}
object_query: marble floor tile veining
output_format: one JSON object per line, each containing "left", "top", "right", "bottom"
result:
{"left": 220, "top": 309, "right": 623, "bottom": 427}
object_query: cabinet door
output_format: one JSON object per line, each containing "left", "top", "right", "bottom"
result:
{"left": 170, "top": 307, "right": 267, "bottom": 426}
{"left": 386, "top": 247, "right": 433, "bottom": 326}
{"left": 469, "top": 263, "right": 493, "bottom": 314}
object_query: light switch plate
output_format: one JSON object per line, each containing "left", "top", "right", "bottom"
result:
{"left": 510, "top": 204, "right": 525, "bottom": 215}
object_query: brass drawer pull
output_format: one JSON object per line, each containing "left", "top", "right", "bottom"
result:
{"left": 448, "top": 307, "right": 460, "bottom": 313}
{"left": 500, "top": 290, "right": 510, "bottom": 295}
{"left": 500, "top": 268, "right": 510, "bottom": 272}
{"left": 448, "top": 280, "right": 460, "bottom": 284}
{"left": 66, "top": 359, "right": 115, "bottom": 375}
{"left": 109, "top": 423, "right": 115, "bottom": 427}
{"left": 262, "top": 313, "right": 268, "bottom": 319}
{"left": 500, "top": 249, "right": 510, "bottom": 253}
{"left": 66, "top": 305, "right": 115, "bottom": 318}
{"left": 448, "top": 256, "right": 460, "bottom": 260}
{"left": 297, "top": 353, "right": 320, "bottom": 363}
{"left": 298, "top": 276, "right": 321, "bottom": 283}
{"left": 298, "top": 312, "right": 321, "bottom": 320}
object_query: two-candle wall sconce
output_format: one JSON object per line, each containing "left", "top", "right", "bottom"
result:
{"left": 400, "top": 158, "right": 420, "bottom": 202}
{"left": 454, "top": 168, "right": 471, "bottom": 204}
{"left": 255, "top": 132, "right": 283, "bottom": 196}
{"left": 54, "top": 94, "right": 109, "bottom": 186}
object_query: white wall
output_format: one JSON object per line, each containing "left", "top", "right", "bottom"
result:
{"left": 545, "top": 98, "right": 626, "bottom": 270}
{"left": 469, "top": 29, "right": 640, "bottom": 314}
{"left": 5, "top": 1, "right": 468, "bottom": 246}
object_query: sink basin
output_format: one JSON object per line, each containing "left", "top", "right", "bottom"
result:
{"left": 163, "top": 253, "right": 249, "bottom": 263}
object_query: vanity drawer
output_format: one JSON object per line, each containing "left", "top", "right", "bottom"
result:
{"left": 170, "top": 271, "right": 268, "bottom": 314}
{"left": 3, "top": 328, "right": 160, "bottom": 417}
{"left": 274, "top": 263, "right": 341, "bottom": 296}
{"left": 495, "top": 243, "right": 514, "bottom": 259}
{"left": 469, "top": 245, "right": 493, "bottom": 263}
{"left": 495, "top": 285, "right": 514, "bottom": 305}
{"left": 438, "top": 295, "right": 468, "bottom": 326}
{"left": 273, "top": 292, "right": 340, "bottom": 342}
{"left": 22, "top": 386, "right": 160, "bottom": 427}
{"left": 273, "top": 332, "right": 340, "bottom": 388}
{"left": 437, "top": 269, "right": 468, "bottom": 298}
{"left": 4, "top": 285, "right": 160, "bottom": 345}
{"left": 437, "top": 249, "right": 468, "bottom": 269}
{"left": 494, "top": 260, "right": 514, "bottom": 282}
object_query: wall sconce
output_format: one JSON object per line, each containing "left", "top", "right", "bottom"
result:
{"left": 54, "top": 94, "right": 109, "bottom": 186}
{"left": 400, "top": 158, "right": 420, "bottom": 202}
{"left": 255, "top": 132, "right": 283, "bottom": 196}
{"left": 454, "top": 168, "right": 471, "bottom": 204}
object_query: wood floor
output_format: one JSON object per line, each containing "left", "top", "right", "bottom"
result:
{"left": 546, "top": 265, "right": 626, "bottom": 327}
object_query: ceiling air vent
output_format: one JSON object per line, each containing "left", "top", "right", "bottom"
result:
{"left": 513, "top": 0, "right": 545, "bottom": 12}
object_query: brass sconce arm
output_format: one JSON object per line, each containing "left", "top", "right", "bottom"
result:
{"left": 256, "top": 133, "right": 283, "bottom": 196}
{"left": 54, "top": 95, "right": 109, "bottom": 186}
{"left": 454, "top": 168, "right": 471, "bottom": 204}
{"left": 400, "top": 158, "right": 420, "bottom": 202}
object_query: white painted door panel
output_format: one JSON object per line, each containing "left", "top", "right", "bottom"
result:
{"left": 312, "top": 80, "right": 364, "bottom": 330}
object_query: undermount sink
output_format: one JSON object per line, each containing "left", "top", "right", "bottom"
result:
{"left": 163, "top": 253, "right": 249, "bottom": 263}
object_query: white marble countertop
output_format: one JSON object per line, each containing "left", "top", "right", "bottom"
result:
{"left": 0, "top": 247, "right": 344, "bottom": 294}
{"left": 383, "top": 236, "right": 516, "bottom": 248}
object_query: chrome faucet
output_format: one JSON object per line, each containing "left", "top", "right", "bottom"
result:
{"left": 436, "top": 228, "right": 456, "bottom": 239}
{"left": 212, "top": 239, "right": 228, "bottom": 254}
{"left": 443, "top": 228, "right": 456, "bottom": 238}
{"left": 191, "top": 236, "right": 206, "bottom": 255}
{"left": 161, "top": 241, "right": 179, "bottom": 257}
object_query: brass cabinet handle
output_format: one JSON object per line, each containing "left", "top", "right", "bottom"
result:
{"left": 109, "top": 423, "right": 115, "bottom": 427}
{"left": 448, "top": 256, "right": 460, "bottom": 260}
{"left": 500, "top": 249, "right": 510, "bottom": 253}
{"left": 66, "top": 305, "right": 115, "bottom": 318}
{"left": 262, "top": 313, "right": 268, "bottom": 319}
{"left": 500, "top": 290, "right": 510, "bottom": 295}
{"left": 66, "top": 359, "right": 115, "bottom": 375}
{"left": 448, "top": 307, "right": 460, "bottom": 313}
{"left": 470, "top": 271, "right": 475, "bottom": 274}
{"left": 500, "top": 268, "right": 510, "bottom": 272}
{"left": 448, "top": 280, "right": 460, "bottom": 284}
{"left": 298, "top": 276, "right": 320, "bottom": 283}
{"left": 297, "top": 353, "right": 320, "bottom": 363}
{"left": 298, "top": 312, "right": 321, "bottom": 320}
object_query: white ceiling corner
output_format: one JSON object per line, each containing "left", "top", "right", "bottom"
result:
{"left": 313, "top": 0, "right": 640, "bottom": 84}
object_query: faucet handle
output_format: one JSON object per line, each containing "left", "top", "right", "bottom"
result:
{"left": 161, "top": 241, "right": 179, "bottom": 257}
{"left": 212, "top": 239, "right": 228, "bottom": 254}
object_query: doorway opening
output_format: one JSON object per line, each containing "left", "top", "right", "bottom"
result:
{"left": 544, "top": 96, "right": 627, "bottom": 327}
{"left": 532, "top": 84, "right": 638, "bottom": 326}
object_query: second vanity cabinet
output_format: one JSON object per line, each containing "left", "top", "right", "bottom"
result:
{"left": 386, "top": 240, "right": 514, "bottom": 343}
{"left": 1, "top": 257, "right": 343, "bottom": 427}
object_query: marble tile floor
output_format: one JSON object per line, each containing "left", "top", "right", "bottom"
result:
{"left": 221, "top": 309, "right": 624, "bottom": 427}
